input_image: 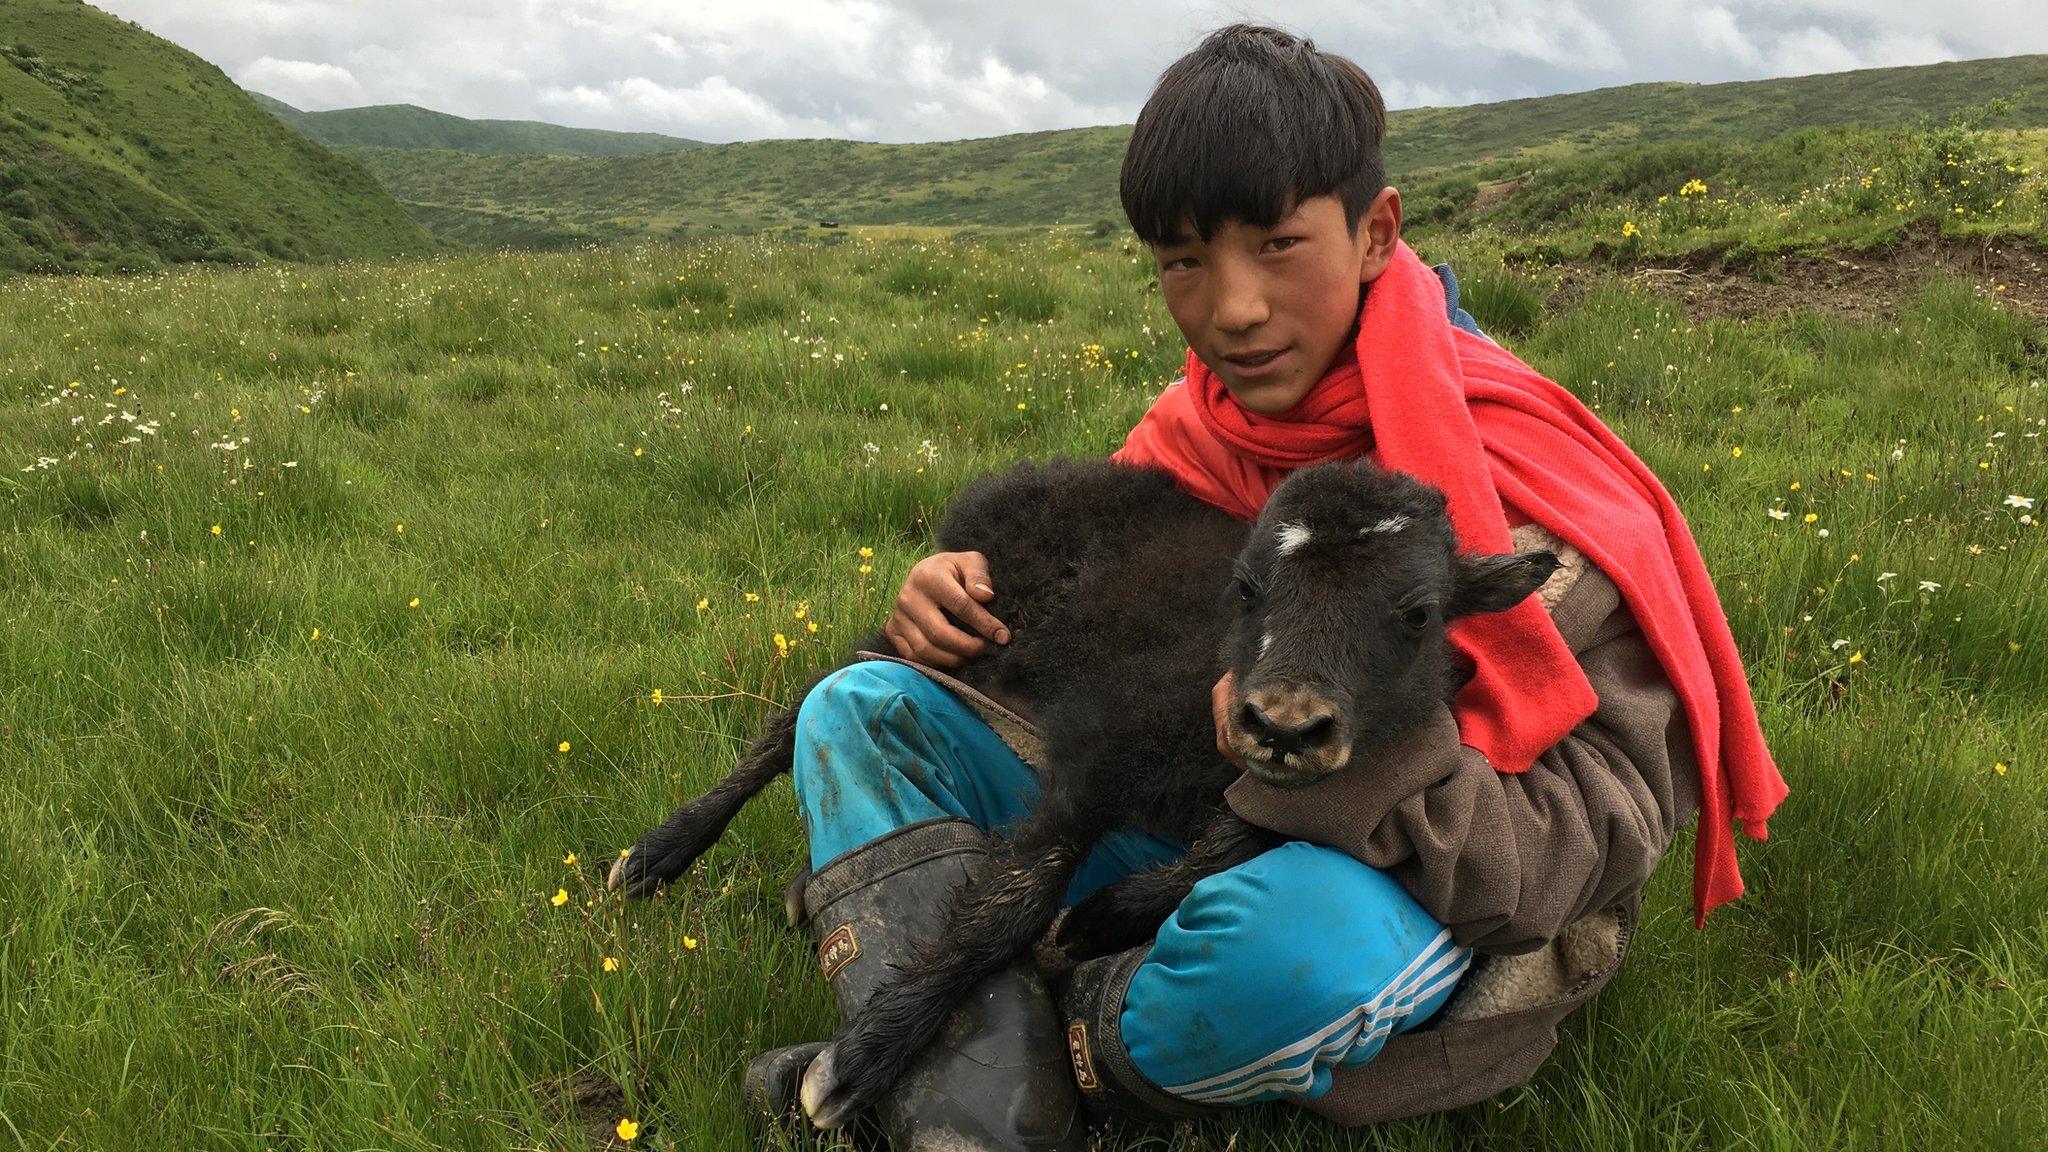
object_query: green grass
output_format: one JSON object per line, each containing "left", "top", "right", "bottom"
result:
{"left": 0, "top": 0, "right": 436, "bottom": 275}
{"left": 1, "top": 224, "right": 2042, "bottom": 1149}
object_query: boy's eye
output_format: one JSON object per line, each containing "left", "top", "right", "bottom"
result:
{"left": 1264, "top": 237, "right": 1300, "bottom": 253}
{"left": 1161, "top": 256, "right": 1197, "bottom": 272}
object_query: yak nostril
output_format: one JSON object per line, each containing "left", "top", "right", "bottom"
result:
{"left": 1239, "top": 699, "right": 1336, "bottom": 755}
{"left": 1294, "top": 713, "right": 1335, "bottom": 748}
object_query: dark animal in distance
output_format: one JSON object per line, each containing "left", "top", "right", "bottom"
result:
{"left": 606, "top": 456, "right": 1561, "bottom": 1128}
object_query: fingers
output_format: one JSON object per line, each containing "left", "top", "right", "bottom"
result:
{"left": 884, "top": 616, "right": 972, "bottom": 668}
{"left": 936, "top": 556, "right": 1009, "bottom": 644}
{"left": 1212, "top": 670, "right": 1243, "bottom": 769}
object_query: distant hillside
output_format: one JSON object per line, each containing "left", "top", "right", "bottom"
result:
{"left": 0, "top": 0, "right": 436, "bottom": 274}
{"left": 348, "top": 127, "right": 1130, "bottom": 246}
{"left": 341, "top": 52, "right": 2048, "bottom": 249}
{"left": 1385, "top": 53, "right": 2048, "bottom": 175}
{"left": 252, "top": 93, "right": 705, "bottom": 157}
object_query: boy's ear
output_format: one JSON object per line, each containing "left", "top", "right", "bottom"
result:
{"left": 1356, "top": 186, "right": 1403, "bottom": 282}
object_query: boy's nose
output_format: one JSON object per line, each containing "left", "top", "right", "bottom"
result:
{"left": 1210, "top": 273, "right": 1270, "bottom": 333}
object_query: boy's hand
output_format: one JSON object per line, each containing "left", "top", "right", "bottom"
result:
{"left": 884, "top": 551, "right": 1010, "bottom": 668}
{"left": 1213, "top": 669, "right": 1245, "bottom": 770}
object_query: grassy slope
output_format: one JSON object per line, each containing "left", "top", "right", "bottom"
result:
{"left": 253, "top": 92, "right": 706, "bottom": 158}
{"left": 349, "top": 126, "right": 1132, "bottom": 242}
{"left": 0, "top": 0, "right": 436, "bottom": 274}
{"left": 1388, "top": 53, "right": 2048, "bottom": 175}
{"left": 0, "top": 226, "right": 2041, "bottom": 1151}
{"left": 342, "top": 55, "right": 2048, "bottom": 248}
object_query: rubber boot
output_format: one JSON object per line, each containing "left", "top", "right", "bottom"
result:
{"left": 1056, "top": 944, "right": 1222, "bottom": 1127}
{"left": 792, "top": 816, "right": 1087, "bottom": 1151}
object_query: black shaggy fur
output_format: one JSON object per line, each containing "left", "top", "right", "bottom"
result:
{"left": 607, "top": 456, "right": 1559, "bottom": 1125}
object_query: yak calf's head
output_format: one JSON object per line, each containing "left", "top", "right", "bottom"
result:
{"left": 1221, "top": 460, "right": 1561, "bottom": 789}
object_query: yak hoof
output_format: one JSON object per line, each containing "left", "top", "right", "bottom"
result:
{"left": 798, "top": 1043, "right": 856, "bottom": 1129}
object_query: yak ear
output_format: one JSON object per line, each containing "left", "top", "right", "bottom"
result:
{"left": 1446, "top": 550, "right": 1560, "bottom": 620}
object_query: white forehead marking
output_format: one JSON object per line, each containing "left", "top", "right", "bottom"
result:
{"left": 1361, "top": 514, "right": 1413, "bottom": 536}
{"left": 1259, "top": 631, "right": 1274, "bottom": 657}
{"left": 1275, "top": 521, "right": 1313, "bottom": 556}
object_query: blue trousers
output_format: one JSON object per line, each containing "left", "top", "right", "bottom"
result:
{"left": 791, "top": 662, "right": 1471, "bottom": 1106}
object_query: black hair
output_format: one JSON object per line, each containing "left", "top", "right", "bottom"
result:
{"left": 1121, "top": 23, "right": 1388, "bottom": 248}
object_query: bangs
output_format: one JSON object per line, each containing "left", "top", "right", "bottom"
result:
{"left": 1121, "top": 25, "right": 1387, "bottom": 248}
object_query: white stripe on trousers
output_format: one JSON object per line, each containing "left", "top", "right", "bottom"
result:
{"left": 1160, "top": 927, "right": 1472, "bottom": 1104}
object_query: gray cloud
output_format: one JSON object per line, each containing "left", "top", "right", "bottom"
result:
{"left": 93, "top": 0, "right": 2048, "bottom": 143}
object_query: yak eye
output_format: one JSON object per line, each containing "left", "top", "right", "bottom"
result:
{"left": 1231, "top": 573, "right": 1260, "bottom": 605}
{"left": 1398, "top": 603, "right": 1436, "bottom": 631}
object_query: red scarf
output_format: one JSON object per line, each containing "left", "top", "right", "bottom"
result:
{"left": 1113, "top": 241, "right": 1787, "bottom": 927}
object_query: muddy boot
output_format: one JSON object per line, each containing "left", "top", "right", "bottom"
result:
{"left": 744, "top": 1041, "right": 830, "bottom": 1115}
{"left": 1056, "top": 944, "right": 1221, "bottom": 1127}
{"left": 796, "top": 817, "right": 1086, "bottom": 1151}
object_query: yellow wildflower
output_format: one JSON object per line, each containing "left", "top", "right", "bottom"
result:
{"left": 1848, "top": 651, "right": 1865, "bottom": 665}
{"left": 858, "top": 546, "right": 875, "bottom": 559}
{"left": 564, "top": 852, "right": 578, "bottom": 866}
{"left": 550, "top": 888, "right": 569, "bottom": 907}
{"left": 651, "top": 689, "right": 665, "bottom": 705}
{"left": 1620, "top": 220, "right": 1639, "bottom": 238}
{"left": 603, "top": 956, "right": 620, "bottom": 973}
{"left": 695, "top": 597, "right": 709, "bottom": 611}
{"left": 211, "top": 524, "right": 222, "bottom": 536}
{"left": 744, "top": 591, "right": 760, "bottom": 603}
{"left": 558, "top": 741, "right": 571, "bottom": 753}
{"left": 683, "top": 936, "right": 699, "bottom": 950}
{"left": 773, "top": 633, "right": 790, "bottom": 657}
{"left": 616, "top": 1118, "right": 640, "bottom": 1141}
{"left": 309, "top": 628, "right": 320, "bottom": 641}
{"left": 408, "top": 597, "right": 420, "bottom": 609}
{"left": 1730, "top": 447, "right": 1742, "bottom": 458}
{"left": 1993, "top": 762, "right": 2008, "bottom": 776}
{"left": 1803, "top": 513, "right": 1818, "bottom": 524}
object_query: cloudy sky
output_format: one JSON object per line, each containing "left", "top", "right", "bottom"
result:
{"left": 96, "top": 1, "right": 2048, "bottom": 144}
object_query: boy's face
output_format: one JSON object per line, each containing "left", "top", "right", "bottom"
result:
{"left": 1151, "top": 188, "right": 1400, "bottom": 415}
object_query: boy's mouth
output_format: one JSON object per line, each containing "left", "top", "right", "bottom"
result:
{"left": 1222, "top": 347, "right": 1290, "bottom": 376}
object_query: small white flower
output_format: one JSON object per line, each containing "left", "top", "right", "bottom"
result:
{"left": 1830, "top": 638, "right": 1850, "bottom": 650}
{"left": 1877, "top": 572, "right": 1899, "bottom": 583}
{"left": 2004, "top": 494, "right": 2034, "bottom": 509}
{"left": 1890, "top": 448, "right": 1905, "bottom": 461}
{"left": 1918, "top": 580, "right": 1941, "bottom": 592}
{"left": 1767, "top": 508, "right": 1790, "bottom": 520}
{"left": 1817, "top": 529, "right": 1830, "bottom": 537}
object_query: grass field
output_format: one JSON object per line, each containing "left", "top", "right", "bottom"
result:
{"left": 2, "top": 214, "right": 2045, "bottom": 1150}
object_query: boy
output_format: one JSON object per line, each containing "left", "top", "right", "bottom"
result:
{"left": 766, "top": 23, "right": 1788, "bottom": 1149}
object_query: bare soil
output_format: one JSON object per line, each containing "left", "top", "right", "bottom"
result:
{"left": 1554, "top": 224, "right": 2048, "bottom": 327}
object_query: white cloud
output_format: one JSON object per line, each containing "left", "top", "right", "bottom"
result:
{"left": 542, "top": 75, "right": 839, "bottom": 139}
{"left": 1692, "top": 7, "right": 1763, "bottom": 66}
{"left": 93, "top": 1, "right": 2048, "bottom": 142}
{"left": 236, "top": 55, "right": 362, "bottom": 107}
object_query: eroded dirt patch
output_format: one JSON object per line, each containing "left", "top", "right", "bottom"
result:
{"left": 1550, "top": 227, "right": 2048, "bottom": 327}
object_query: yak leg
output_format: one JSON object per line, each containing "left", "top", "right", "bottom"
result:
{"left": 1055, "top": 811, "right": 1280, "bottom": 960}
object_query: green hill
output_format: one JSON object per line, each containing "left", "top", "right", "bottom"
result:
{"left": 252, "top": 92, "right": 705, "bottom": 157}
{"left": 0, "top": 0, "right": 437, "bottom": 275}
{"left": 1386, "top": 54, "right": 2048, "bottom": 175}
{"left": 347, "top": 126, "right": 1131, "bottom": 246}
{"left": 339, "top": 53, "right": 2048, "bottom": 249}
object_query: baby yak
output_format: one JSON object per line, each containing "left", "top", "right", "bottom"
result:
{"left": 607, "top": 456, "right": 1559, "bottom": 1128}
